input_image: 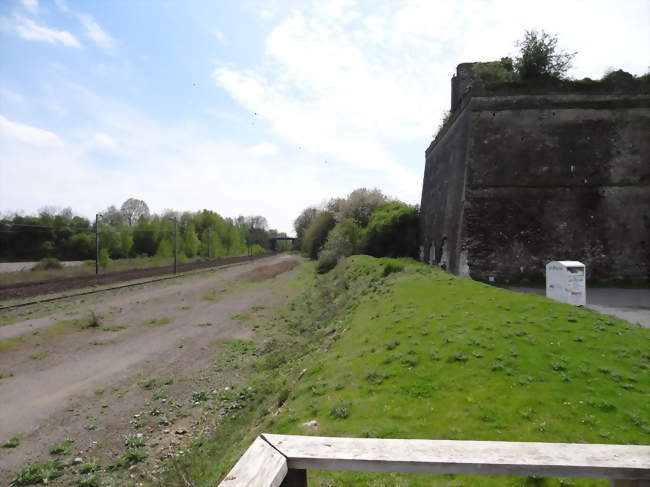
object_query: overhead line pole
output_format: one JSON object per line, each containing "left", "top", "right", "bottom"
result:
{"left": 95, "top": 213, "right": 101, "bottom": 275}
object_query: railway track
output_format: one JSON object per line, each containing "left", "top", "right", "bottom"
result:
{"left": 0, "top": 253, "right": 275, "bottom": 310}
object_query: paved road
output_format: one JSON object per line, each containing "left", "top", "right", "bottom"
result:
{"left": 508, "top": 287, "right": 650, "bottom": 328}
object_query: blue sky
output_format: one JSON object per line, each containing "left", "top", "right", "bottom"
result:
{"left": 1, "top": 0, "right": 649, "bottom": 234}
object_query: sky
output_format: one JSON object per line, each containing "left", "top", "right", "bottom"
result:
{"left": 1, "top": 0, "right": 649, "bottom": 235}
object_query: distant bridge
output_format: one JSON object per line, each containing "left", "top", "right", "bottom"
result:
{"left": 269, "top": 237, "right": 297, "bottom": 251}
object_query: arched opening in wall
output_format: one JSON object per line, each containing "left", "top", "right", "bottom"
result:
{"left": 428, "top": 241, "right": 436, "bottom": 265}
{"left": 438, "top": 236, "right": 449, "bottom": 271}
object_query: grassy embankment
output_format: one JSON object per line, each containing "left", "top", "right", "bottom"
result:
{"left": 156, "top": 256, "right": 648, "bottom": 487}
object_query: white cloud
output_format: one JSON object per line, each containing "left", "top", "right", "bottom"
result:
{"left": 78, "top": 13, "right": 114, "bottom": 50}
{"left": 93, "top": 132, "right": 116, "bottom": 148}
{"left": 0, "top": 115, "right": 64, "bottom": 147}
{"left": 20, "top": 0, "right": 38, "bottom": 13}
{"left": 7, "top": 15, "right": 81, "bottom": 47}
{"left": 213, "top": 29, "right": 225, "bottom": 43}
{"left": 247, "top": 142, "right": 278, "bottom": 157}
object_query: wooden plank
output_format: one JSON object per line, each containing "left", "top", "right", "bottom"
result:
{"left": 219, "top": 437, "right": 288, "bottom": 487}
{"left": 264, "top": 434, "right": 650, "bottom": 480}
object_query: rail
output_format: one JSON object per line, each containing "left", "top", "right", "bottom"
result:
{"left": 219, "top": 434, "right": 650, "bottom": 487}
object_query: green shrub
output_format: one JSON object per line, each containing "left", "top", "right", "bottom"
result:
{"left": 12, "top": 460, "right": 64, "bottom": 485}
{"left": 31, "top": 257, "right": 63, "bottom": 271}
{"left": 316, "top": 250, "right": 338, "bottom": 274}
{"left": 2, "top": 436, "right": 20, "bottom": 448}
{"left": 514, "top": 30, "right": 575, "bottom": 81}
{"left": 301, "top": 211, "right": 336, "bottom": 259}
{"left": 98, "top": 248, "right": 111, "bottom": 269}
{"left": 365, "top": 202, "right": 419, "bottom": 258}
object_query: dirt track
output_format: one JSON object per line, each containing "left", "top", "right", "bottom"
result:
{"left": 0, "top": 253, "right": 274, "bottom": 301}
{"left": 0, "top": 254, "right": 300, "bottom": 483}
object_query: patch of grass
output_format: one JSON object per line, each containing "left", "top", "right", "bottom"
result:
{"left": 145, "top": 317, "right": 172, "bottom": 326}
{"left": 72, "top": 473, "right": 100, "bottom": 487}
{"left": 100, "top": 325, "right": 128, "bottom": 332}
{"left": 12, "top": 460, "right": 64, "bottom": 486}
{"left": 79, "top": 458, "right": 101, "bottom": 473}
{"left": 0, "top": 371, "right": 14, "bottom": 379}
{"left": 2, "top": 435, "right": 20, "bottom": 448}
{"left": 181, "top": 305, "right": 192, "bottom": 310}
{"left": 30, "top": 351, "right": 48, "bottom": 360}
{"left": 124, "top": 434, "right": 146, "bottom": 448}
{"left": 107, "top": 448, "right": 147, "bottom": 470}
{"left": 230, "top": 313, "right": 251, "bottom": 321}
{"left": 147, "top": 257, "right": 650, "bottom": 487}
{"left": 49, "top": 439, "right": 74, "bottom": 456}
{"left": 197, "top": 322, "right": 213, "bottom": 327}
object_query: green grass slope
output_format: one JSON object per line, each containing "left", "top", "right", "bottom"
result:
{"left": 269, "top": 256, "right": 649, "bottom": 486}
{"left": 155, "top": 256, "right": 648, "bottom": 487}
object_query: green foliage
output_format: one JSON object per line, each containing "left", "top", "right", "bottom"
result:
{"left": 98, "top": 248, "right": 111, "bottom": 269}
{"left": 31, "top": 257, "right": 63, "bottom": 271}
{"left": 183, "top": 222, "right": 200, "bottom": 258}
{"left": 514, "top": 30, "right": 576, "bottom": 81}
{"left": 302, "top": 211, "right": 336, "bottom": 260}
{"left": 294, "top": 207, "right": 319, "bottom": 245}
{"left": 12, "top": 460, "right": 64, "bottom": 486}
{"left": 316, "top": 250, "right": 338, "bottom": 274}
{"left": 472, "top": 57, "right": 516, "bottom": 84}
{"left": 72, "top": 473, "right": 100, "bottom": 487}
{"left": 49, "top": 439, "right": 74, "bottom": 455}
{"left": 365, "top": 202, "right": 419, "bottom": 258}
{"left": 331, "top": 188, "right": 388, "bottom": 227}
{"left": 2, "top": 436, "right": 20, "bottom": 448}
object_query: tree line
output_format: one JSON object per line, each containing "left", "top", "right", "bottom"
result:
{"left": 293, "top": 188, "right": 419, "bottom": 273}
{"left": 0, "top": 198, "right": 287, "bottom": 263}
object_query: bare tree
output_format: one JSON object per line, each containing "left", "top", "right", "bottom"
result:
{"left": 120, "top": 198, "right": 150, "bottom": 226}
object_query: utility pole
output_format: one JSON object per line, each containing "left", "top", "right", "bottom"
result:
{"left": 95, "top": 213, "right": 101, "bottom": 274}
{"left": 207, "top": 228, "right": 211, "bottom": 260}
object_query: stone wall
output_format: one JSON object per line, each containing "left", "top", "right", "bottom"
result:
{"left": 420, "top": 75, "right": 650, "bottom": 283}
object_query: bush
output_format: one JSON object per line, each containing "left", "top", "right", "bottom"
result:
{"left": 514, "top": 30, "right": 575, "bottom": 81}
{"left": 323, "top": 219, "right": 365, "bottom": 258}
{"left": 301, "top": 211, "right": 336, "bottom": 260}
{"left": 98, "top": 248, "right": 111, "bottom": 269}
{"left": 316, "top": 250, "right": 338, "bottom": 274}
{"left": 31, "top": 257, "right": 63, "bottom": 271}
{"left": 365, "top": 202, "right": 419, "bottom": 258}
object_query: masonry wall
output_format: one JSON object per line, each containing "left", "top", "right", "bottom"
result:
{"left": 420, "top": 91, "right": 650, "bottom": 283}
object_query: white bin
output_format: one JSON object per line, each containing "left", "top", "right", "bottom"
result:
{"left": 546, "top": 261, "right": 586, "bottom": 306}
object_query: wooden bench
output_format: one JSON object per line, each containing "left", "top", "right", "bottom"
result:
{"left": 219, "top": 434, "right": 650, "bottom": 487}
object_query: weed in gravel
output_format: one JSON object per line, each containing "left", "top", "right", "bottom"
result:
{"left": 146, "top": 317, "right": 172, "bottom": 326}
{"left": 72, "top": 473, "right": 100, "bottom": 487}
{"left": 180, "top": 305, "right": 192, "bottom": 310}
{"left": 0, "top": 371, "right": 14, "bottom": 379}
{"left": 79, "top": 458, "right": 101, "bottom": 473}
{"left": 2, "top": 435, "right": 20, "bottom": 448}
{"left": 12, "top": 460, "right": 64, "bottom": 486}
{"left": 108, "top": 448, "right": 147, "bottom": 470}
{"left": 124, "top": 434, "right": 146, "bottom": 448}
{"left": 101, "top": 325, "right": 128, "bottom": 332}
{"left": 197, "top": 322, "right": 213, "bottom": 327}
{"left": 49, "top": 439, "right": 74, "bottom": 455}
{"left": 30, "top": 351, "right": 48, "bottom": 360}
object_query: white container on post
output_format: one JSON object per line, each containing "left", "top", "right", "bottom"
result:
{"left": 546, "top": 261, "right": 586, "bottom": 306}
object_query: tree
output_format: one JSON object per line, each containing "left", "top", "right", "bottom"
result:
{"left": 294, "top": 207, "right": 319, "bottom": 243}
{"left": 514, "top": 30, "right": 576, "bottom": 81}
{"left": 120, "top": 198, "right": 150, "bottom": 226}
{"left": 335, "top": 188, "right": 388, "bottom": 227}
{"left": 183, "top": 222, "right": 200, "bottom": 258}
{"left": 365, "top": 202, "right": 419, "bottom": 258}
{"left": 301, "top": 211, "right": 336, "bottom": 259}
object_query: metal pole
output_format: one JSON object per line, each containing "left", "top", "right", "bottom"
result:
{"left": 173, "top": 218, "right": 177, "bottom": 274}
{"left": 207, "top": 228, "right": 211, "bottom": 259}
{"left": 95, "top": 213, "right": 99, "bottom": 274}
